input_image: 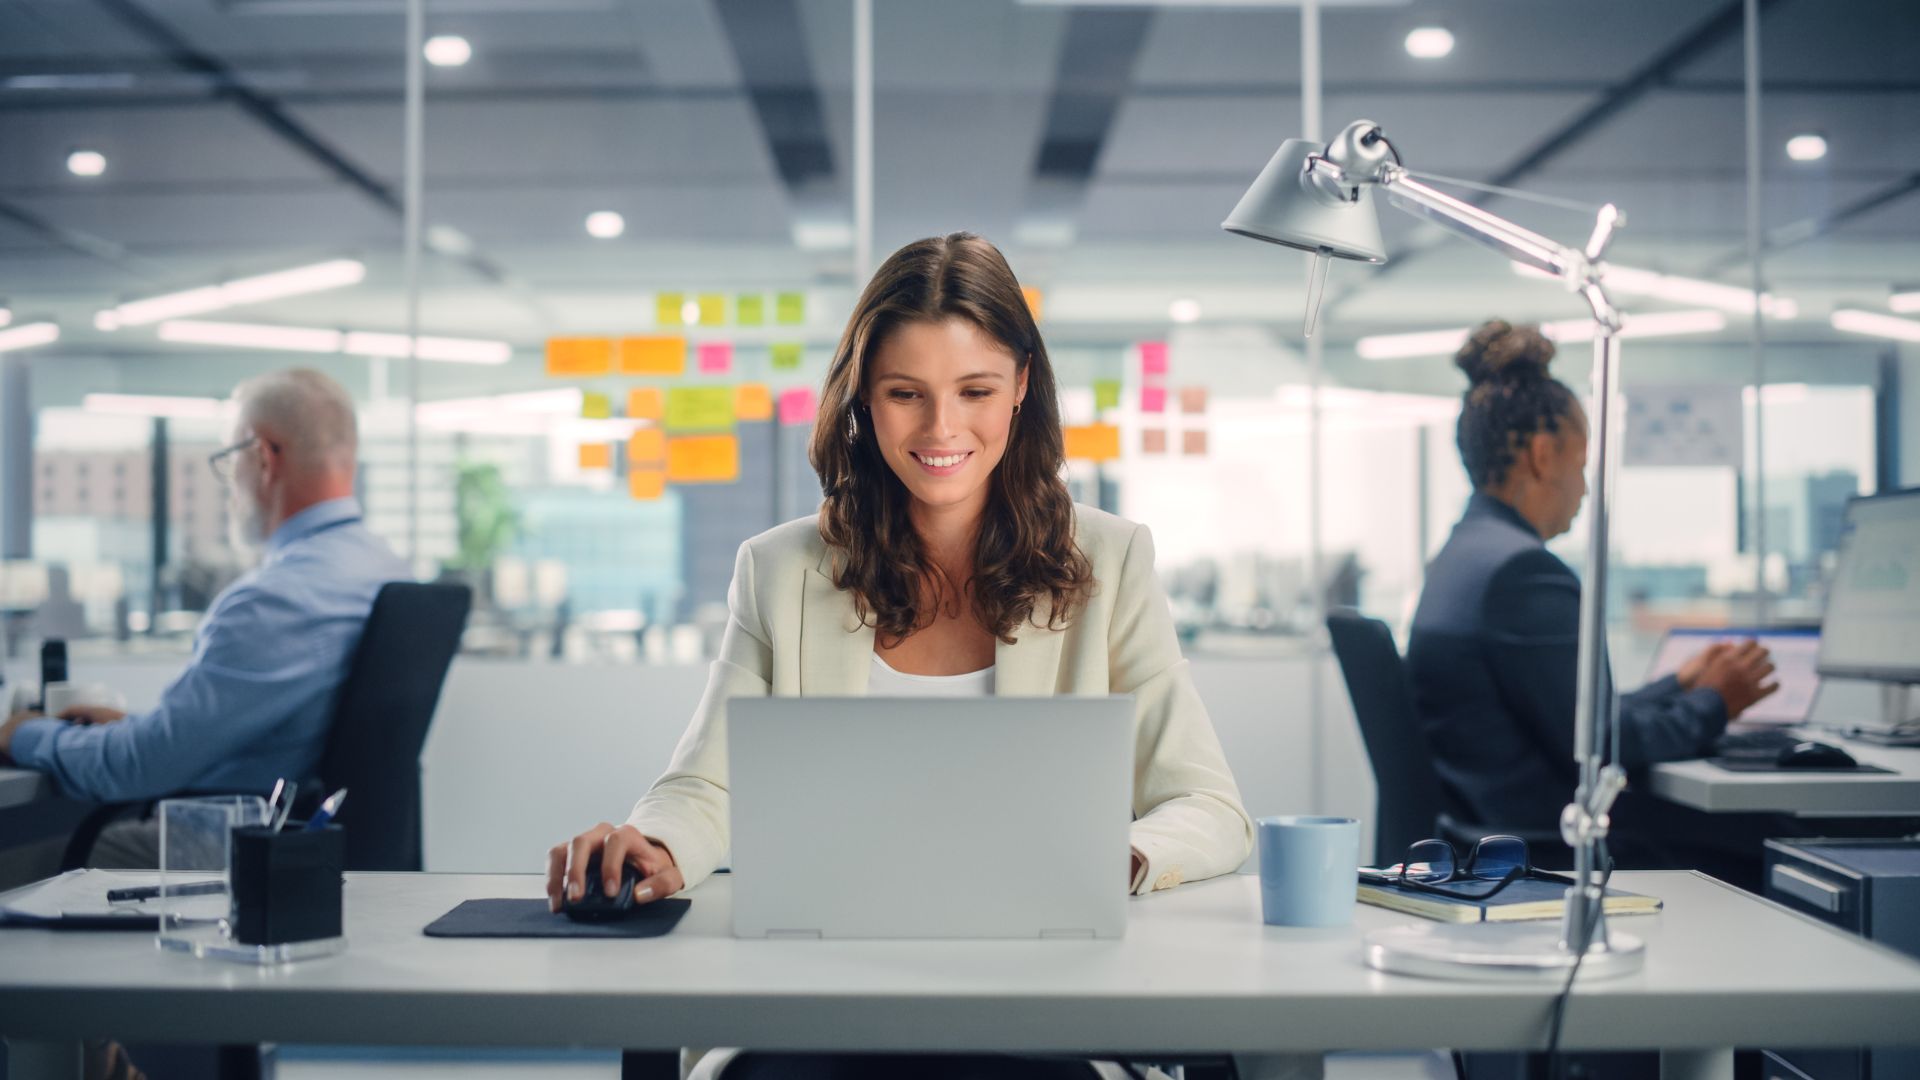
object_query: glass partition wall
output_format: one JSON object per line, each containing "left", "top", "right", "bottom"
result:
{"left": 1, "top": 0, "right": 1913, "bottom": 672}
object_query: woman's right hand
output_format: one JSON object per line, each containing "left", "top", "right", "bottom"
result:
{"left": 546, "top": 822, "right": 683, "bottom": 913}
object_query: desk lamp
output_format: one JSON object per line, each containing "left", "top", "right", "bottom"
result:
{"left": 1225, "top": 119, "right": 1642, "bottom": 981}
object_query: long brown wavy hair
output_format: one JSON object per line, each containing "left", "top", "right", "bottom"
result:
{"left": 809, "top": 232, "right": 1093, "bottom": 646}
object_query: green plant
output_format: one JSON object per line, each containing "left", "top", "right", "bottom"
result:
{"left": 448, "top": 461, "right": 519, "bottom": 572}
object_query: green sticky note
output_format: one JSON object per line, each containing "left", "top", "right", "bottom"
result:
{"left": 581, "top": 391, "right": 611, "bottom": 419}
{"left": 664, "top": 386, "right": 736, "bottom": 432}
{"left": 737, "top": 294, "right": 766, "bottom": 327}
{"left": 656, "top": 292, "right": 685, "bottom": 327}
{"left": 1093, "top": 379, "right": 1121, "bottom": 412}
{"left": 770, "top": 342, "right": 804, "bottom": 370}
{"left": 775, "top": 291, "right": 806, "bottom": 325}
{"left": 697, "top": 293, "right": 726, "bottom": 326}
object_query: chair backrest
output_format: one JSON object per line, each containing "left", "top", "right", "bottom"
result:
{"left": 1325, "top": 609, "right": 1446, "bottom": 866}
{"left": 316, "top": 582, "right": 471, "bottom": 871}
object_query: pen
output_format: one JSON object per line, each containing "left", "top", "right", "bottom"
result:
{"left": 304, "top": 788, "right": 348, "bottom": 831}
{"left": 271, "top": 779, "right": 299, "bottom": 834}
{"left": 106, "top": 880, "right": 227, "bottom": 903}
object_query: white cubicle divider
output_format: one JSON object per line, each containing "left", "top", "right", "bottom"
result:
{"left": 2, "top": 651, "right": 1380, "bottom": 876}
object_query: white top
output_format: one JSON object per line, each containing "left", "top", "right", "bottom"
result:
{"left": 867, "top": 652, "right": 995, "bottom": 696}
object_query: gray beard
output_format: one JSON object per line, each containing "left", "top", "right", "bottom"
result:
{"left": 228, "top": 493, "right": 268, "bottom": 557}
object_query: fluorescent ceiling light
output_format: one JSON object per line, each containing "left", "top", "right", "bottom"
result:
{"left": 680, "top": 299, "right": 702, "bottom": 325}
{"left": 1168, "top": 298, "right": 1203, "bottom": 324}
{"left": 1403, "top": 27, "right": 1454, "bottom": 58}
{"left": 158, "top": 320, "right": 342, "bottom": 353}
{"left": 585, "top": 211, "right": 625, "bottom": 239}
{"left": 0, "top": 322, "right": 60, "bottom": 354}
{"left": 416, "top": 388, "right": 583, "bottom": 423}
{"left": 423, "top": 35, "right": 472, "bottom": 67}
{"left": 82, "top": 393, "right": 226, "bottom": 419}
{"left": 1512, "top": 261, "right": 1796, "bottom": 318}
{"left": 1357, "top": 309, "right": 1725, "bottom": 360}
{"left": 1831, "top": 308, "right": 1920, "bottom": 344}
{"left": 791, "top": 219, "right": 854, "bottom": 251}
{"left": 1785, "top": 133, "right": 1827, "bottom": 162}
{"left": 343, "top": 331, "right": 512, "bottom": 364}
{"left": 1888, "top": 291, "right": 1920, "bottom": 315}
{"left": 105, "top": 259, "right": 367, "bottom": 326}
{"left": 66, "top": 150, "right": 106, "bottom": 177}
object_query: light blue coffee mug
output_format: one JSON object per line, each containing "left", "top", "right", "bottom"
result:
{"left": 1256, "top": 815, "right": 1360, "bottom": 927}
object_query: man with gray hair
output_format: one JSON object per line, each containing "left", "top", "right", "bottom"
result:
{"left": 0, "top": 368, "right": 411, "bottom": 860}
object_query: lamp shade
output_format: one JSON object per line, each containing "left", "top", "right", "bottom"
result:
{"left": 1222, "top": 139, "right": 1387, "bottom": 263}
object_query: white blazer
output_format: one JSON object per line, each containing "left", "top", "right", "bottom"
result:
{"left": 626, "top": 504, "right": 1256, "bottom": 895}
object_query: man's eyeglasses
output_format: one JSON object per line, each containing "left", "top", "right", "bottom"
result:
{"left": 208, "top": 436, "right": 259, "bottom": 484}
{"left": 1358, "top": 835, "right": 1570, "bottom": 902}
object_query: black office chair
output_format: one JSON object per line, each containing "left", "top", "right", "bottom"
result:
{"left": 59, "top": 582, "right": 471, "bottom": 873}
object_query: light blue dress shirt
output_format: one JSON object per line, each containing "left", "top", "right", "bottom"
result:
{"left": 10, "top": 497, "right": 412, "bottom": 803}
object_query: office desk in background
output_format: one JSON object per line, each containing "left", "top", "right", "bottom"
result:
{"left": 1648, "top": 731, "right": 1920, "bottom": 816}
{"left": 0, "top": 767, "right": 52, "bottom": 811}
{"left": 3, "top": 871, "right": 1918, "bottom": 1080}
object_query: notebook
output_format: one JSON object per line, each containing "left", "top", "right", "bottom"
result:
{"left": 1356, "top": 873, "right": 1662, "bottom": 924}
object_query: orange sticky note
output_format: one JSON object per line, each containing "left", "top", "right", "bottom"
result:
{"left": 1142, "top": 428, "right": 1167, "bottom": 455}
{"left": 627, "top": 387, "right": 663, "bottom": 420}
{"left": 578, "top": 443, "right": 612, "bottom": 470}
{"left": 628, "top": 469, "right": 665, "bottom": 501}
{"left": 627, "top": 428, "right": 666, "bottom": 464}
{"left": 666, "top": 434, "right": 739, "bottom": 483}
{"left": 1022, "top": 286, "right": 1044, "bottom": 321}
{"left": 546, "top": 338, "right": 612, "bottom": 377}
{"left": 1062, "top": 424, "right": 1121, "bottom": 462}
{"left": 1182, "top": 429, "right": 1209, "bottom": 456}
{"left": 1179, "top": 386, "right": 1209, "bottom": 415}
{"left": 620, "top": 336, "right": 685, "bottom": 376}
{"left": 735, "top": 383, "right": 773, "bottom": 421}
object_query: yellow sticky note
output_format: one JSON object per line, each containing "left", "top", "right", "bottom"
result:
{"left": 775, "top": 292, "right": 805, "bottom": 325}
{"left": 1063, "top": 423, "right": 1121, "bottom": 462}
{"left": 737, "top": 294, "right": 766, "bottom": 327}
{"left": 1022, "top": 286, "right": 1044, "bottom": 322}
{"left": 667, "top": 435, "right": 739, "bottom": 483}
{"left": 698, "top": 294, "right": 726, "bottom": 326}
{"left": 627, "top": 387, "right": 663, "bottom": 421}
{"left": 665, "top": 386, "right": 735, "bottom": 432}
{"left": 629, "top": 469, "right": 665, "bottom": 501}
{"left": 619, "top": 336, "right": 685, "bottom": 376}
{"left": 577, "top": 443, "right": 612, "bottom": 470}
{"left": 546, "top": 338, "right": 612, "bottom": 377}
{"left": 627, "top": 427, "right": 666, "bottom": 465}
{"left": 735, "top": 383, "right": 773, "bottom": 421}
{"left": 656, "top": 293, "right": 685, "bottom": 327}
{"left": 770, "top": 342, "right": 803, "bottom": 370}
{"left": 580, "top": 391, "right": 610, "bottom": 419}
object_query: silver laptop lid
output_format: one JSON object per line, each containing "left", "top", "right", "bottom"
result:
{"left": 728, "top": 696, "right": 1134, "bottom": 940}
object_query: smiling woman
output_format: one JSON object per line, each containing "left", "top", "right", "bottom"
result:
{"left": 809, "top": 232, "right": 1094, "bottom": 652}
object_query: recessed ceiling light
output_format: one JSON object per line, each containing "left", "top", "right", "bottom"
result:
{"left": 681, "top": 299, "right": 702, "bottom": 325}
{"left": 1785, "top": 133, "right": 1827, "bottom": 162}
{"left": 1169, "top": 298, "right": 1202, "bottom": 324}
{"left": 585, "top": 211, "right": 625, "bottom": 239}
{"left": 423, "top": 35, "right": 472, "bottom": 67}
{"left": 67, "top": 150, "right": 107, "bottom": 177}
{"left": 1404, "top": 27, "right": 1454, "bottom": 59}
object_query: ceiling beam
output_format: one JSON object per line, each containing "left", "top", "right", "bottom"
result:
{"left": 712, "top": 0, "right": 836, "bottom": 195}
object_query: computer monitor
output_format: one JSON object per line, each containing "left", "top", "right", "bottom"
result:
{"left": 1817, "top": 489, "right": 1920, "bottom": 684}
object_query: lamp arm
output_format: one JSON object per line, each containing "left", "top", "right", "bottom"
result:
{"left": 1375, "top": 167, "right": 1584, "bottom": 279}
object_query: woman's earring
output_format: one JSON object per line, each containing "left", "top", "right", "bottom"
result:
{"left": 1012, "top": 403, "right": 1021, "bottom": 416}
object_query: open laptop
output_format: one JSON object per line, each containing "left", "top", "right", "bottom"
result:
{"left": 727, "top": 696, "right": 1134, "bottom": 939}
{"left": 1644, "top": 626, "right": 1822, "bottom": 726}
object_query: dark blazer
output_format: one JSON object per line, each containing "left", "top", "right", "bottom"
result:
{"left": 1406, "top": 493, "right": 1728, "bottom": 833}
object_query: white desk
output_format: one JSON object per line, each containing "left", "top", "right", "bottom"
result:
{"left": 0, "top": 766, "right": 52, "bottom": 811}
{"left": 1647, "top": 731, "right": 1920, "bottom": 815}
{"left": 2, "top": 871, "right": 1917, "bottom": 1080}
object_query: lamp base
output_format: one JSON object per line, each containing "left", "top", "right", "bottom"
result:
{"left": 1363, "top": 922, "right": 1645, "bottom": 983}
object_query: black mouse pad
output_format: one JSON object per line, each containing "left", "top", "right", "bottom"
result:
{"left": 1709, "top": 758, "right": 1894, "bottom": 774}
{"left": 423, "top": 898, "right": 691, "bottom": 938}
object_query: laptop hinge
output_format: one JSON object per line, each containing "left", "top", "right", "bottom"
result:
{"left": 1039, "top": 928, "right": 1096, "bottom": 940}
{"left": 764, "top": 929, "right": 823, "bottom": 940}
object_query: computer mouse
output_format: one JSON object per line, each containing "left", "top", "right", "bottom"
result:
{"left": 562, "top": 853, "right": 642, "bottom": 921}
{"left": 1777, "top": 741, "right": 1857, "bottom": 769}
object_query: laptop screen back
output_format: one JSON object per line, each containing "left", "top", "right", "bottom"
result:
{"left": 1645, "top": 627, "right": 1822, "bottom": 726}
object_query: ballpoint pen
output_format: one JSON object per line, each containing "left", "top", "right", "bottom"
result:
{"left": 106, "top": 880, "right": 227, "bottom": 903}
{"left": 304, "top": 788, "right": 348, "bottom": 831}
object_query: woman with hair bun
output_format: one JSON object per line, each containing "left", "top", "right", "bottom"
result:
{"left": 1405, "top": 319, "right": 1779, "bottom": 884}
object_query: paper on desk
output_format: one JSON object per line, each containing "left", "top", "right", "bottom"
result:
{"left": 0, "top": 869, "right": 171, "bottom": 921}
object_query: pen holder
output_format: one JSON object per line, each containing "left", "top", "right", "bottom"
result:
{"left": 229, "top": 824, "right": 345, "bottom": 946}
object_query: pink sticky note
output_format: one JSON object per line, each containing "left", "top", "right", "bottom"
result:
{"left": 697, "top": 341, "right": 733, "bottom": 374}
{"left": 1139, "top": 341, "right": 1169, "bottom": 376}
{"left": 778, "top": 387, "right": 818, "bottom": 425}
{"left": 1140, "top": 385, "right": 1167, "bottom": 414}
